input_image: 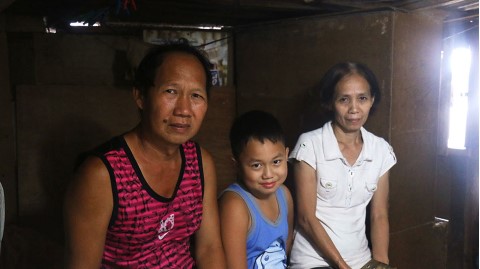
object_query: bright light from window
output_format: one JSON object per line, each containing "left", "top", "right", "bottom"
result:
{"left": 70, "top": 22, "right": 101, "bottom": 27}
{"left": 447, "top": 47, "right": 471, "bottom": 150}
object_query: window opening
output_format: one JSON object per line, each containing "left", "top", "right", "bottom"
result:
{"left": 447, "top": 47, "right": 471, "bottom": 150}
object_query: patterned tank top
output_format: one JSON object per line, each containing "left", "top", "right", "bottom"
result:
{"left": 93, "top": 136, "right": 204, "bottom": 268}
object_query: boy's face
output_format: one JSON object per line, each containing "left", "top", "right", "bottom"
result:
{"left": 236, "top": 138, "right": 289, "bottom": 199}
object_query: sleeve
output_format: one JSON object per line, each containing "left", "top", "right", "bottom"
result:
{"left": 379, "top": 139, "right": 397, "bottom": 177}
{"left": 288, "top": 132, "right": 317, "bottom": 170}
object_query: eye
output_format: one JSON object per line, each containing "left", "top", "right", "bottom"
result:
{"left": 250, "top": 163, "right": 262, "bottom": 169}
{"left": 338, "top": 97, "right": 349, "bottom": 103}
{"left": 359, "top": 96, "right": 369, "bottom": 101}
{"left": 273, "top": 159, "right": 283, "bottom": 166}
{"left": 165, "top": 88, "right": 177, "bottom": 94}
{"left": 192, "top": 92, "right": 206, "bottom": 100}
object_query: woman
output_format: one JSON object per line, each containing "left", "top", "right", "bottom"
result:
{"left": 288, "top": 62, "right": 396, "bottom": 269}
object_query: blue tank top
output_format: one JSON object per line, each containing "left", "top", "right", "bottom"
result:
{"left": 225, "top": 183, "right": 289, "bottom": 269}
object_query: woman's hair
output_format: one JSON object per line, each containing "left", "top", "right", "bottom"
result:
{"left": 301, "top": 62, "right": 381, "bottom": 131}
{"left": 133, "top": 42, "right": 213, "bottom": 97}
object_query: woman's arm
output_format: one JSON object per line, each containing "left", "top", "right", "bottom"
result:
{"left": 282, "top": 185, "right": 295, "bottom": 255}
{"left": 219, "top": 190, "right": 250, "bottom": 269}
{"left": 369, "top": 171, "right": 391, "bottom": 264}
{"left": 194, "top": 148, "right": 227, "bottom": 269}
{"left": 293, "top": 160, "right": 351, "bottom": 269}
{"left": 64, "top": 156, "right": 113, "bottom": 269}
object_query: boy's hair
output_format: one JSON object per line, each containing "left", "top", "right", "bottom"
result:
{"left": 229, "top": 110, "right": 286, "bottom": 160}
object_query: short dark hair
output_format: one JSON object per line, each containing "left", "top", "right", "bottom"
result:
{"left": 229, "top": 110, "right": 286, "bottom": 160}
{"left": 133, "top": 42, "right": 213, "bottom": 97}
{"left": 316, "top": 62, "right": 381, "bottom": 120}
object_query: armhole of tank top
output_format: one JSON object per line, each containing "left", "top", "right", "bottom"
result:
{"left": 228, "top": 185, "right": 255, "bottom": 236}
{"left": 277, "top": 186, "right": 288, "bottom": 219}
{"left": 96, "top": 153, "right": 119, "bottom": 227}
{"left": 194, "top": 142, "right": 205, "bottom": 199}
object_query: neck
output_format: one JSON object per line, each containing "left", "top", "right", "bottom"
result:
{"left": 132, "top": 125, "right": 179, "bottom": 161}
{"left": 331, "top": 122, "right": 363, "bottom": 146}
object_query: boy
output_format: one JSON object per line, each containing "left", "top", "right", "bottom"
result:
{"left": 219, "top": 110, "right": 294, "bottom": 269}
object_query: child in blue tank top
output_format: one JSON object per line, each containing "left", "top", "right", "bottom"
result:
{"left": 219, "top": 110, "right": 294, "bottom": 269}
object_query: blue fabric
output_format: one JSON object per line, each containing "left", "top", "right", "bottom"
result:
{"left": 225, "top": 183, "right": 288, "bottom": 269}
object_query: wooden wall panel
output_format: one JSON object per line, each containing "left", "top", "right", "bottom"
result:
{"left": 0, "top": 14, "right": 16, "bottom": 225}
{"left": 194, "top": 86, "right": 236, "bottom": 193}
{"left": 389, "top": 11, "right": 446, "bottom": 268}
{"left": 15, "top": 85, "right": 138, "bottom": 231}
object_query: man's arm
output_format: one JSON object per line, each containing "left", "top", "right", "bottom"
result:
{"left": 194, "top": 148, "right": 226, "bottom": 269}
{"left": 64, "top": 156, "right": 113, "bottom": 269}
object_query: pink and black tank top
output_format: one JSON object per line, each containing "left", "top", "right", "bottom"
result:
{"left": 92, "top": 136, "right": 204, "bottom": 268}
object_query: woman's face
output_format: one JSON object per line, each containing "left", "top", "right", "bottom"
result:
{"left": 135, "top": 52, "right": 208, "bottom": 146}
{"left": 332, "top": 73, "right": 374, "bottom": 134}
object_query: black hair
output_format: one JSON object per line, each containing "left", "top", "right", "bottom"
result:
{"left": 133, "top": 42, "right": 213, "bottom": 97}
{"left": 315, "top": 62, "right": 381, "bottom": 121}
{"left": 229, "top": 110, "right": 286, "bottom": 160}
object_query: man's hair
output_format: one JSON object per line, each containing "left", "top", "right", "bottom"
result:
{"left": 229, "top": 110, "right": 286, "bottom": 160}
{"left": 133, "top": 42, "right": 213, "bottom": 97}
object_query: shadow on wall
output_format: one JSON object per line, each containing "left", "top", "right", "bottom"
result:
{"left": 1, "top": 116, "right": 113, "bottom": 269}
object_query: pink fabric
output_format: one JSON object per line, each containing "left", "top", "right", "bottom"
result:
{"left": 100, "top": 138, "right": 203, "bottom": 268}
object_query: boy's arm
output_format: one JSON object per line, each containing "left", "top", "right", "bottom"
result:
{"left": 369, "top": 172, "right": 391, "bottom": 264}
{"left": 64, "top": 156, "right": 113, "bottom": 269}
{"left": 193, "top": 148, "right": 226, "bottom": 269}
{"left": 219, "top": 190, "right": 250, "bottom": 269}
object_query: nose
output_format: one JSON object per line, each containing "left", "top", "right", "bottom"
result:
{"left": 173, "top": 95, "right": 192, "bottom": 117}
{"left": 349, "top": 99, "right": 359, "bottom": 113}
{"left": 262, "top": 165, "right": 274, "bottom": 179}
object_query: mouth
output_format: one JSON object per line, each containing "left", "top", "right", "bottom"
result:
{"left": 347, "top": 118, "right": 361, "bottom": 123}
{"left": 169, "top": 123, "right": 191, "bottom": 133}
{"left": 260, "top": 181, "right": 277, "bottom": 189}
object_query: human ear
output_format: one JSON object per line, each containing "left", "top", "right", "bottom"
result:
{"left": 231, "top": 156, "right": 237, "bottom": 166}
{"left": 133, "top": 88, "right": 144, "bottom": 110}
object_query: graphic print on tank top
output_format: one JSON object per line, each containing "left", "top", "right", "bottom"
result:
{"left": 158, "top": 213, "right": 175, "bottom": 240}
{"left": 254, "top": 239, "right": 287, "bottom": 269}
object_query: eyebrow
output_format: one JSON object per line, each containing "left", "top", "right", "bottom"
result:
{"left": 272, "top": 152, "right": 287, "bottom": 159}
{"left": 337, "top": 91, "right": 371, "bottom": 97}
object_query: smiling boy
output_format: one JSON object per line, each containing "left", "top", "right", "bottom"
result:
{"left": 219, "top": 110, "right": 294, "bottom": 269}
